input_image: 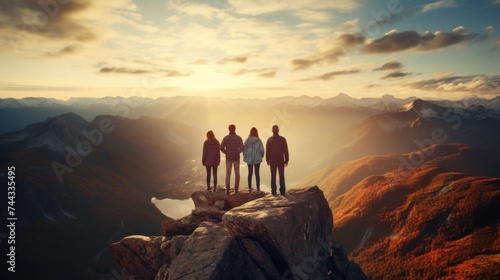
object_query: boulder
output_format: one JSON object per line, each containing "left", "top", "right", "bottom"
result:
{"left": 190, "top": 190, "right": 266, "bottom": 211}
{"left": 162, "top": 206, "right": 227, "bottom": 236}
{"left": 166, "top": 222, "right": 277, "bottom": 280}
{"left": 112, "top": 187, "right": 367, "bottom": 280}
{"left": 222, "top": 186, "right": 333, "bottom": 279}
{"left": 110, "top": 235, "right": 166, "bottom": 280}
{"left": 162, "top": 214, "right": 204, "bottom": 237}
{"left": 327, "top": 242, "right": 368, "bottom": 280}
{"left": 160, "top": 235, "right": 189, "bottom": 261}
{"left": 227, "top": 191, "right": 266, "bottom": 208}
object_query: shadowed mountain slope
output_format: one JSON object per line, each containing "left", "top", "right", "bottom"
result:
{"left": 0, "top": 113, "right": 202, "bottom": 279}
{"left": 297, "top": 144, "right": 500, "bottom": 279}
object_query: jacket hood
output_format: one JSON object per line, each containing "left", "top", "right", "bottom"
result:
{"left": 246, "top": 136, "right": 260, "bottom": 144}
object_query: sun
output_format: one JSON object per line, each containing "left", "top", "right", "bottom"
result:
{"left": 176, "top": 67, "right": 253, "bottom": 92}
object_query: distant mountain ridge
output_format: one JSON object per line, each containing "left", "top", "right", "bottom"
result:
{"left": 3, "top": 95, "right": 500, "bottom": 181}
{"left": 0, "top": 94, "right": 497, "bottom": 135}
{"left": 3, "top": 94, "right": 500, "bottom": 110}
{"left": 323, "top": 98, "right": 500, "bottom": 165}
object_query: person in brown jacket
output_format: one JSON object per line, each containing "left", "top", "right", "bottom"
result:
{"left": 266, "top": 125, "right": 289, "bottom": 195}
{"left": 202, "top": 130, "right": 220, "bottom": 192}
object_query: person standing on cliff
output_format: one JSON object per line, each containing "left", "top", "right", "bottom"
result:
{"left": 202, "top": 130, "right": 220, "bottom": 192}
{"left": 243, "top": 127, "right": 264, "bottom": 193}
{"left": 266, "top": 125, "right": 289, "bottom": 195}
{"left": 220, "top": 124, "right": 244, "bottom": 195}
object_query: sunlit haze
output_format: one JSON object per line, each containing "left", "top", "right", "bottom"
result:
{"left": 0, "top": 0, "right": 499, "bottom": 100}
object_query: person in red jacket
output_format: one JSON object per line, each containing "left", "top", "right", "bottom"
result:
{"left": 220, "top": 124, "right": 244, "bottom": 195}
{"left": 266, "top": 125, "right": 289, "bottom": 195}
{"left": 202, "top": 130, "right": 220, "bottom": 192}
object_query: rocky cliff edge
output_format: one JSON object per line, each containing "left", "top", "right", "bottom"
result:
{"left": 110, "top": 186, "right": 367, "bottom": 280}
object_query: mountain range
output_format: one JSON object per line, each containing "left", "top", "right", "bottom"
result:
{"left": 320, "top": 98, "right": 500, "bottom": 165}
{"left": 0, "top": 113, "right": 202, "bottom": 279}
{"left": 2, "top": 94, "right": 500, "bottom": 134}
{"left": 297, "top": 144, "right": 500, "bottom": 279}
{"left": 1, "top": 95, "right": 500, "bottom": 279}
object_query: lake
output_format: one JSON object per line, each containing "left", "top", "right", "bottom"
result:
{"left": 151, "top": 197, "right": 195, "bottom": 219}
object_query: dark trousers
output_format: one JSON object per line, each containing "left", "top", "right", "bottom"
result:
{"left": 206, "top": 165, "right": 217, "bottom": 189}
{"left": 247, "top": 163, "right": 261, "bottom": 190}
{"left": 270, "top": 163, "right": 285, "bottom": 194}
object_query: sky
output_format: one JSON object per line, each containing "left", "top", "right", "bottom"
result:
{"left": 0, "top": 0, "right": 499, "bottom": 100}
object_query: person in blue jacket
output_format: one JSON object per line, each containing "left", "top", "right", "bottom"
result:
{"left": 243, "top": 127, "right": 264, "bottom": 193}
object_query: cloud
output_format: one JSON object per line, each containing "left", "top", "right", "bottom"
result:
{"left": 291, "top": 9, "right": 333, "bottom": 22}
{"left": 0, "top": 0, "right": 98, "bottom": 43}
{"left": 233, "top": 68, "right": 276, "bottom": 78}
{"left": 217, "top": 56, "right": 248, "bottom": 65}
{"left": 0, "top": 0, "right": 155, "bottom": 57}
{"left": 99, "top": 66, "right": 149, "bottom": 74}
{"left": 45, "top": 45, "right": 84, "bottom": 58}
{"left": 488, "top": 38, "right": 500, "bottom": 52}
{"left": 363, "top": 27, "right": 486, "bottom": 54}
{"left": 338, "top": 18, "right": 360, "bottom": 32}
{"left": 422, "top": 0, "right": 459, "bottom": 13}
{"left": 364, "top": 84, "right": 381, "bottom": 89}
{"left": 99, "top": 66, "right": 190, "bottom": 77}
{"left": 168, "top": 2, "right": 222, "bottom": 19}
{"left": 258, "top": 71, "right": 276, "bottom": 78}
{"left": 374, "top": 61, "right": 403, "bottom": 71}
{"left": 407, "top": 75, "right": 500, "bottom": 95}
{"left": 300, "top": 69, "right": 361, "bottom": 81}
{"left": 189, "top": 58, "right": 209, "bottom": 65}
{"left": 290, "top": 33, "right": 365, "bottom": 70}
{"left": 226, "top": 0, "right": 361, "bottom": 15}
{"left": 381, "top": 71, "right": 411, "bottom": 79}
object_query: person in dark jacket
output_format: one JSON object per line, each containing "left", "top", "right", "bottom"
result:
{"left": 243, "top": 127, "right": 264, "bottom": 192}
{"left": 220, "top": 124, "right": 244, "bottom": 195}
{"left": 266, "top": 125, "right": 289, "bottom": 195}
{"left": 202, "top": 130, "right": 220, "bottom": 192}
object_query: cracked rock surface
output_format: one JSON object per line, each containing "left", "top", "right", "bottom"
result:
{"left": 110, "top": 187, "right": 367, "bottom": 280}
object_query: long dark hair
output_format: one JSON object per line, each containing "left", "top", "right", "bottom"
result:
{"left": 249, "top": 127, "right": 259, "bottom": 138}
{"left": 206, "top": 130, "right": 215, "bottom": 140}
